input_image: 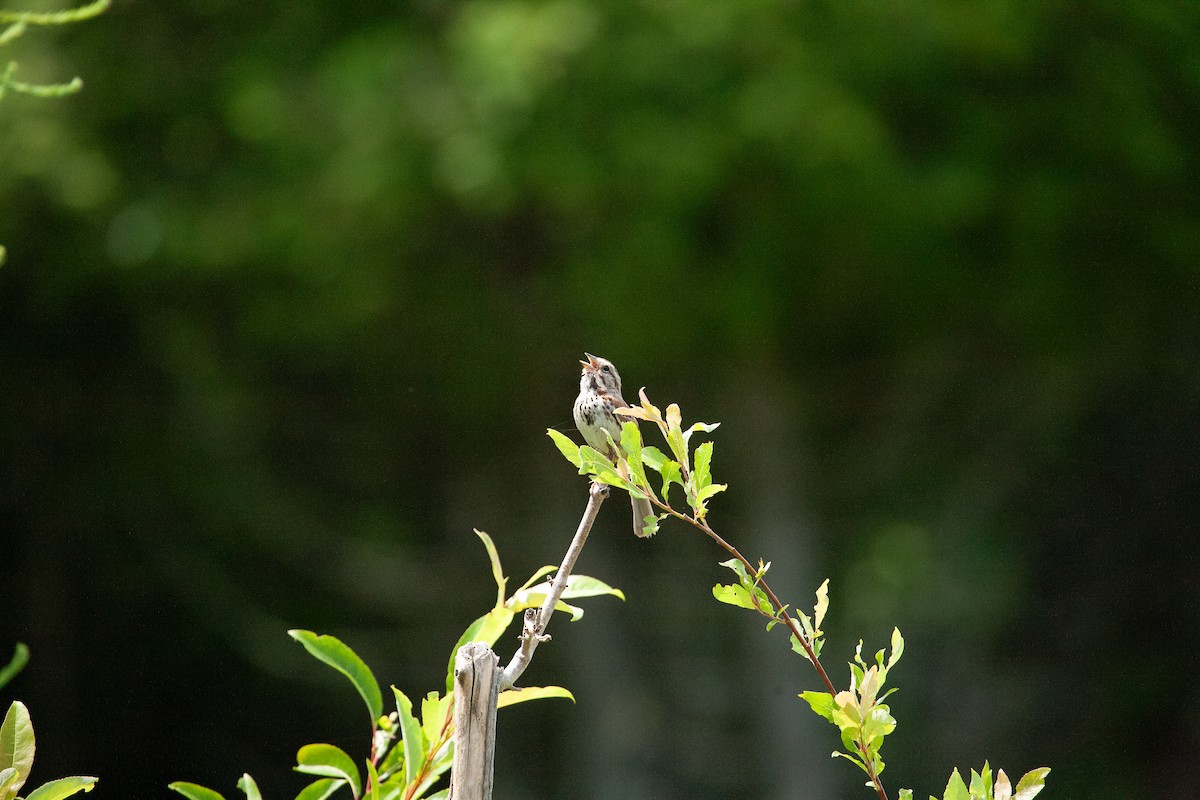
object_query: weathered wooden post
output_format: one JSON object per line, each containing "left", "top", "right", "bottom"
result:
{"left": 448, "top": 643, "right": 500, "bottom": 800}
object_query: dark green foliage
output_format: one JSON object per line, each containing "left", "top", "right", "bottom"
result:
{"left": 2, "top": 1, "right": 1197, "bottom": 797}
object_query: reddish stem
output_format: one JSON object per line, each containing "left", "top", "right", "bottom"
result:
{"left": 650, "top": 497, "right": 889, "bottom": 800}
{"left": 401, "top": 700, "right": 456, "bottom": 800}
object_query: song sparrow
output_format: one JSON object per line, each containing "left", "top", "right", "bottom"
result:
{"left": 573, "top": 353, "right": 655, "bottom": 537}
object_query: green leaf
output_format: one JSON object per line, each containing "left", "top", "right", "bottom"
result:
{"left": 23, "top": 776, "right": 98, "bottom": 800}
{"left": 0, "top": 769, "right": 18, "bottom": 800}
{"left": 589, "top": 465, "right": 636, "bottom": 492}
{"left": 861, "top": 705, "right": 897, "bottom": 746}
{"left": 497, "top": 685, "right": 575, "bottom": 708}
{"left": 713, "top": 559, "right": 772, "bottom": 612}
{"left": 296, "top": 745, "right": 361, "bottom": 798}
{"left": 364, "top": 760, "right": 379, "bottom": 800}
{"left": 718, "top": 557, "right": 750, "bottom": 579}
{"left": 573, "top": 442, "right": 631, "bottom": 488}
{"left": 392, "top": 687, "right": 424, "bottom": 790}
{"left": 712, "top": 583, "right": 756, "bottom": 610}
{"left": 626, "top": 420, "right": 682, "bottom": 509}
{"left": 289, "top": 631, "right": 383, "bottom": 725}
{"left": 968, "top": 763, "right": 992, "bottom": 800}
{"left": 1012, "top": 768, "right": 1050, "bottom": 800}
{"left": 799, "top": 691, "right": 835, "bottom": 723}
{"left": 682, "top": 421, "right": 720, "bottom": 450}
{"left": 899, "top": 790, "right": 913, "bottom": 800}
{"left": 236, "top": 774, "right": 262, "bottom": 800}
{"left": 693, "top": 441, "right": 713, "bottom": 491}
{"left": 445, "top": 608, "right": 515, "bottom": 693}
{"left": 620, "top": 421, "right": 647, "bottom": 488}
{"left": 420, "top": 692, "right": 451, "bottom": 751}
{"left": 460, "top": 609, "right": 516, "bottom": 649}
{"left": 546, "top": 428, "right": 581, "bottom": 467}
{"left": 577, "top": 445, "right": 613, "bottom": 471}
{"left": 941, "top": 769, "right": 969, "bottom": 800}
{"left": 657, "top": 460, "right": 684, "bottom": 500}
{"left": 0, "top": 701, "right": 34, "bottom": 794}
{"left": 789, "top": 632, "right": 811, "bottom": 660}
{"left": 0, "top": 645, "right": 28, "bottom": 691}
{"left": 514, "top": 565, "right": 556, "bottom": 593}
{"left": 168, "top": 783, "right": 226, "bottom": 800}
{"left": 665, "top": 404, "right": 686, "bottom": 464}
{"left": 294, "top": 779, "right": 345, "bottom": 800}
{"left": 473, "top": 529, "right": 507, "bottom": 608}
{"left": 831, "top": 749, "right": 869, "bottom": 775}
{"left": 888, "top": 627, "right": 904, "bottom": 670}
{"left": 640, "top": 446, "right": 669, "bottom": 472}
{"left": 508, "top": 573, "right": 622, "bottom": 622}
{"left": 559, "top": 574, "right": 626, "bottom": 602}
{"left": 0, "top": 0, "right": 109, "bottom": 25}
{"left": 695, "top": 483, "right": 727, "bottom": 504}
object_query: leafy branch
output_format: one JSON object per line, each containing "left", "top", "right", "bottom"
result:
{"left": 0, "top": 0, "right": 110, "bottom": 103}
{"left": 169, "top": 530, "right": 621, "bottom": 800}
{"left": 1, "top": 646, "right": 98, "bottom": 800}
{"left": 548, "top": 389, "right": 1049, "bottom": 800}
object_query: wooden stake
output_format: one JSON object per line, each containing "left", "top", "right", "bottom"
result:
{"left": 448, "top": 643, "right": 500, "bottom": 800}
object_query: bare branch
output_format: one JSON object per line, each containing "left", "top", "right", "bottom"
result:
{"left": 498, "top": 481, "right": 608, "bottom": 691}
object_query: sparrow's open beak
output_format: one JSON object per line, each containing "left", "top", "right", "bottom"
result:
{"left": 580, "top": 352, "right": 599, "bottom": 370}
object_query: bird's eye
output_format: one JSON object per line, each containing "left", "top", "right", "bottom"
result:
{"left": 601, "top": 365, "right": 611, "bottom": 372}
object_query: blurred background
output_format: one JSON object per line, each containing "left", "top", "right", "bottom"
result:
{"left": 2, "top": 1, "right": 1198, "bottom": 798}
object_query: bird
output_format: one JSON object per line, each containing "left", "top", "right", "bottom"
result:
{"left": 573, "top": 353, "right": 655, "bottom": 537}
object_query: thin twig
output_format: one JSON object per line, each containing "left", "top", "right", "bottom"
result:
{"left": 498, "top": 481, "right": 608, "bottom": 691}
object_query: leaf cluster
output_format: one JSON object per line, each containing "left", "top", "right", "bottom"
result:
{"left": 0, "top": 701, "right": 97, "bottom": 800}
{"left": 801, "top": 630, "right": 904, "bottom": 782}
{"left": 0, "top": 647, "right": 97, "bottom": 800}
{"left": 169, "top": 531, "right": 620, "bottom": 800}
{"left": 899, "top": 763, "right": 1050, "bottom": 800}
{"left": 548, "top": 387, "right": 723, "bottom": 536}
{"left": 0, "top": 0, "right": 109, "bottom": 102}
{"left": 713, "top": 561, "right": 829, "bottom": 667}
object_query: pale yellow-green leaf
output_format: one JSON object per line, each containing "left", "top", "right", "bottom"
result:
{"left": 392, "top": 687, "right": 424, "bottom": 790}
{"left": 515, "top": 565, "right": 556, "bottom": 594}
{"left": 294, "top": 744, "right": 362, "bottom": 799}
{"left": 888, "top": 627, "right": 904, "bottom": 670}
{"left": 560, "top": 574, "right": 625, "bottom": 602}
{"left": 473, "top": 529, "right": 506, "bottom": 608}
{"left": 1012, "top": 768, "right": 1050, "bottom": 800}
{"left": 421, "top": 692, "right": 451, "bottom": 751}
{"left": 497, "top": 685, "right": 575, "bottom": 709}
{"left": 364, "top": 759, "right": 379, "bottom": 800}
{"left": 167, "top": 783, "right": 225, "bottom": 800}
{"left": 546, "top": 428, "right": 581, "bottom": 467}
{"left": 236, "top": 774, "right": 261, "bottom": 800}
{"left": 613, "top": 406, "right": 655, "bottom": 422}
{"left": 0, "top": 700, "right": 34, "bottom": 795}
{"left": 25, "top": 776, "right": 99, "bottom": 800}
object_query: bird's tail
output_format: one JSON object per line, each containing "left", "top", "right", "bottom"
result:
{"left": 632, "top": 494, "right": 655, "bottom": 538}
